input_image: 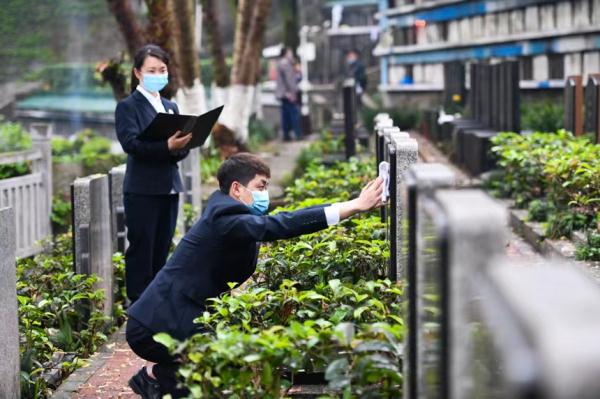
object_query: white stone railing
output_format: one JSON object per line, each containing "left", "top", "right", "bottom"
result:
{"left": 0, "top": 124, "right": 52, "bottom": 258}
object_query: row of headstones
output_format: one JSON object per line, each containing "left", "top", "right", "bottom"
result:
{"left": 71, "top": 149, "right": 202, "bottom": 317}
{"left": 565, "top": 74, "right": 600, "bottom": 143}
{"left": 373, "top": 113, "right": 600, "bottom": 399}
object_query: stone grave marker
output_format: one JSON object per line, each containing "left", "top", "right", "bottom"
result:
{"left": 343, "top": 78, "right": 357, "bottom": 159}
{"left": 462, "top": 258, "right": 600, "bottom": 398}
{"left": 565, "top": 75, "right": 584, "bottom": 136}
{"left": 585, "top": 73, "right": 600, "bottom": 143}
{"left": 72, "top": 174, "right": 114, "bottom": 317}
{"left": 401, "top": 164, "right": 455, "bottom": 399}
{"left": 388, "top": 136, "right": 417, "bottom": 281}
{"left": 0, "top": 207, "right": 19, "bottom": 398}
{"left": 415, "top": 189, "right": 506, "bottom": 398}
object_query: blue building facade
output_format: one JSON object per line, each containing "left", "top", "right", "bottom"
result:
{"left": 375, "top": 0, "right": 600, "bottom": 100}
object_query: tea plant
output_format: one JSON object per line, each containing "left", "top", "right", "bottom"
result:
{"left": 575, "top": 231, "right": 600, "bottom": 261}
{"left": 17, "top": 234, "right": 125, "bottom": 398}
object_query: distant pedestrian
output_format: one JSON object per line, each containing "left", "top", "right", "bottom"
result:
{"left": 345, "top": 49, "right": 367, "bottom": 107}
{"left": 276, "top": 47, "right": 301, "bottom": 141}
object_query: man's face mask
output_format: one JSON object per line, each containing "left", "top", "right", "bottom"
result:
{"left": 243, "top": 185, "right": 270, "bottom": 215}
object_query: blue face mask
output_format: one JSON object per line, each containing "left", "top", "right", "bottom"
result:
{"left": 245, "top": 187, "right": 270, "bottom": 215}
{"left": 142, "top": 73, "right": 169, "bottom": 93}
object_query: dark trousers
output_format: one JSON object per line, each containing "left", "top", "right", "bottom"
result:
{"left": 126, "top": 317, "right": 188, "bottom": 397}
{"left": 280, "top": 98, "right": 301, "bottom": 140}
{"left": 124, "top": 193, "right": 178, "bottom": 303}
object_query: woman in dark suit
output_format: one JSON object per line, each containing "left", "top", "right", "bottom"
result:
{"left": 115, "top": 44, "right": 193, "bottom": 303}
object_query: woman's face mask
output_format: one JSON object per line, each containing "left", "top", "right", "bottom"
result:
{"left": 142, "top": 73, "right": 169, "bottom": 93}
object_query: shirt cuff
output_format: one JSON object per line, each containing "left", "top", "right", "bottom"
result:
{"left": 324, "top": 204, "right": 341, "bottom": 226}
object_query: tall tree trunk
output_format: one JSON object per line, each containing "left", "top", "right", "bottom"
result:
{"left": 172, "top": 0, "right": 199, "bottom": 88}
{"left": 103, "top": 0, "right": 145, "bottom": 99}
{"left": 145, "top": 0, "right": 181, "bottom": 98}
{"left": 172, "top": 0, "right": 207, "bottom": 116}
{"left": 230, "top": 0, "right": 253, "bottom": 85}
{"left": 106, "top": 0, "right": 146, "bottom": 58}
{"left": 201, "top": 0, "right": 229, "bottom": 88}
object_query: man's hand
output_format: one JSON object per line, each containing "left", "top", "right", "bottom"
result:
{"left": 336, "top": 177, "right": 384, "bottom": 220}
{"left": 168, "top": 130, "right": 193, "bottom": 152}
{"left": 355, "top": 177, "right": 384, "bottom": 212}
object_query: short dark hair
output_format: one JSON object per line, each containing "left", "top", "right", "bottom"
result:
{"left": 131, "top": 44, "right": 170, "bottom": 93}
{"left": 217, "top": 153, "right": 271, "bottom": 193}
{"left": 134, "top": 44, "right": 170, "bottom": 69}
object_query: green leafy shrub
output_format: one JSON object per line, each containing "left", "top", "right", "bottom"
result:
{"left": 286, "top": 157, "right": 374, "bottom": 203}
{"left": 51, "top": 195, "right": 72, "bottom": 235}
{"left": 576, "top": 231, "right": 600, "bottom": 261}
{"left": 166, "top": 321, "right": 403, "bottom": 398}
{"left": 0, "top": 121, "right": 32, "bottom": 152}
{"left": 521, "top": 101, "right": 563, "bottom": 133}
{"left": 492, "top": 130, "right": 600, "bottom": 238}
{"left": 52, "top": 129, "right": 125, "bottom": 174}
{"left": 17, "top": 234, "right": 124, "bottom": 398}
{"left": 0, "top": 121, "right": 33, "bottom": 179}
{"left": 527, "top": 199, "right": 554, "bottom": 223}
{"left": 361, "top": 106, "right": 421, "bottom": 133}
{"left": 490, "top": 130, "right": 572, "bottom": 207}
{"left": 256, "top": 216, "right": 388, "bottom": 290}
{"left": 163, "top": 137, "right": 403, "bottom": 397}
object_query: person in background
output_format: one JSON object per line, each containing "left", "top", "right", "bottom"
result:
{"left": 115, "top": 44, "right": 192, "bottom": 305}
{"left": 275, "top": 47, "right": 302, "bottom": 142}
{"left": 126, "top": 153, "right": 384, "bottom": 397}
{"left": 345, "top": 49, "right": 367, "bottom": 107}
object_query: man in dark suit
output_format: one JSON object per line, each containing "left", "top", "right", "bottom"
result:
{"left": 126, "top": 153, "right": 383, "bottom": 398}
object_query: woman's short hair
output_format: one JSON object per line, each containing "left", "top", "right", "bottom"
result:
{"left": 133, "top": 44, "right": 170, "bottom": 70}
{"left": 217, "top": 153, "right": 271, "bottom": 193}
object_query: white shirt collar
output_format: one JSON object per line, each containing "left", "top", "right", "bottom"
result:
{"left": 136, "top": 84, "right": 166, "bottom": 114}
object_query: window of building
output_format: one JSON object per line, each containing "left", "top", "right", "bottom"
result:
{"left": 548, "top": 54, "right": 564, "bottom": 79}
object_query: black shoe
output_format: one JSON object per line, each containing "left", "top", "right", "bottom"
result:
{"left": 129, "top": 367, "right": 161, "bottom": 399}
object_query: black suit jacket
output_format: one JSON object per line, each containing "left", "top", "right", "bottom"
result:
{"left": 115, "top": 90, "right": 189, "bottom": 195}
{"left": 128, "top": 190, "right": 329, "bottom": 340}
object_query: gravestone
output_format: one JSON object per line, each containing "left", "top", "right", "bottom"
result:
{"left": 108, "top": 165, "right": 127, "bottom": 254}
{"left": 463, "top": 259, "right": 600, "bottom": 398}
{"left": 388, "top": 136, "right": 417, "bottom": 281}
{"left": 0, "top": 207, "right": 19, "bottom": 398}
{"left": 503, "top": 61, "right": 520, "bottom": 132}
{"left": 180, "top": 147, "right": 202, "bottom": 216}
{"left": 584, "top": 74, "right": 600, "bottom": 143}
{"left": 376, "top": 117, "right": 394, "bottom": 170}
{"left": 343, "top": 78, "right": 357, "bottom": 159}
{"left": 402, "top": 164, "right": 455, "bottom": 399}
{"left": 443, "top": 61, "right": 466, "bottom": 109}
{"left": 415, "top": 189, "right": 506, "bottom": 399}
{"left": 73, "top": 174, "right": 114, "bottom": 317}
{"left": 565, "top": 75, "right": 584, "bottom": 136}
{"left": 30, "top": 123, "right": 53, "bottom": 237}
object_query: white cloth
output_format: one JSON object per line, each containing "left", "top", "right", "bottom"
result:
{"left": 136, "top": 85, "right": 166, "bottom": 114}
{"left": 324, "top": 203, "right": 341, "bottom": 226}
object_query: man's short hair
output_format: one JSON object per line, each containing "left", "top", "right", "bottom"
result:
{"left": 217, "top": 153, "right": 271, "bottom": 193}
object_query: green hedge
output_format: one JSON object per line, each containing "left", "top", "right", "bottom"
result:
{"left": 489, "top": 130, "right": 600, "bottom": 242}
{"left": 17, "top": 235, "right": 125, "bottom": 398}
{"left": 164, "top": 150, "right": 404, "bottom": 397}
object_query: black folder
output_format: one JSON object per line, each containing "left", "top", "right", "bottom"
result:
{"left": 138, "top": 105, "right": 224, "bottom": 150}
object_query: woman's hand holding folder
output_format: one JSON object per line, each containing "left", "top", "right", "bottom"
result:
{"left": 168, "top": 130, "right": 193, "bottom": 152}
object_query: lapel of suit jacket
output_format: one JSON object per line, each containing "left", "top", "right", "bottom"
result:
{"left": 160, "top": 97, "right": 174, "bottom": 113}
{"left": 132, "top": 90, "right": 158, "bottom": 123}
